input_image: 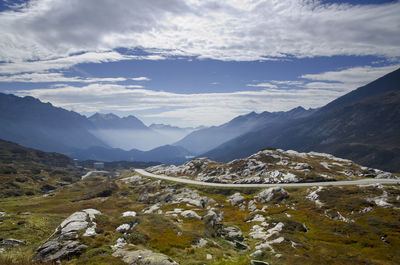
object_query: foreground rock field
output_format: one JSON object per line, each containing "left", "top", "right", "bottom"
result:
{"left": 0, "top": 161, "right": 400, "bottom": 264}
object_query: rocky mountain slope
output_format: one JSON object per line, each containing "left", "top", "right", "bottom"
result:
{"left": 204, "top": 68, "right": 400, "bottom": 173}
{"left": 174, "top": 107, "right": 315, "bottom": 154}
{"left": 146, "top": 149, "right": 396, "bottom": 184}
{"left": 0, "top": 154, "right": 399, "bottom": 265}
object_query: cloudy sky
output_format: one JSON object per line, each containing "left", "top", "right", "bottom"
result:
{"left": 1, "top": 0, "right": 399, "bottom": 127}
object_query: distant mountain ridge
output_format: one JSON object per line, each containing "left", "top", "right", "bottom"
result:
{"left": 203, "top": 68, "right": 400, "bottom": 172}
{"left": 89, "top": 113, "right": 150, "bottom": 130}
{"left": 0, "top": 93, "right": 107, "bottom": 154}
{"left": 174, "top": 106, "right": 316, "bottom": 154}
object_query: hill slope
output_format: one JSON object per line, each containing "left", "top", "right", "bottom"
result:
{"left": 0, "top": 139, "right": 82, "bottom": 197}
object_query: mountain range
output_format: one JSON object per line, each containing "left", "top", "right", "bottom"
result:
{"left": 202, "top": 68, "right": 400, "bottom": 172}
{"left": 0, "top": 67, "right": 399, "bottom": 170}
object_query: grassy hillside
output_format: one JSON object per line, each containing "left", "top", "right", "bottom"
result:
{"left": 0, "top": 170, "right": 399, "bottom": 264}
{"left": 0, "top": 139, "right": 82, "bottom": 198}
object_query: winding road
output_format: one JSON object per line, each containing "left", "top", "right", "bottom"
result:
{"left": 135, "top": 169, "right": 399, "bottom": 188}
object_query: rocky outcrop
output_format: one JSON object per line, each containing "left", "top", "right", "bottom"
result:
{"left": 113, "top": 249, "right": 179, "bottom": 265}
{"left": 226, "top": 192, "right": 245, "bottom": 206}
{"left": 222, "top": 226, "right": 243, "bottom": 241}
{"left": 256, "top": 188, "right": 289, "bottom": 203}
{"left": 33, "top": 209, "right": 101, "bottom": 263}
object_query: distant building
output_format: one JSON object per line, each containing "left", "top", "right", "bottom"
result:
{"left": 93, "top": 162, "right": 104, "bottom": 170}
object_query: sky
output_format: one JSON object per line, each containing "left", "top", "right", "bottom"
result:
{"left": 0, "top": 0, "right": 399, "bottom": 127}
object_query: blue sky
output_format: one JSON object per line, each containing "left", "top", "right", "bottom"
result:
{"left": 0, "top": 0, "right": 399, "bottom": 126}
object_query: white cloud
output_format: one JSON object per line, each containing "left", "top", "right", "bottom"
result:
{"left": 0, "top": 0, "right": 399, "bottom": 73}
{"left": 0, "top": 72, "right": 129, "bottom": 83}
{"left": 14, "top": 82, "right": 342, "bottom": 126}
{"left": 247, "top": 82, "right": 278, "bottom": 88}
{"left": 131, "top": 77, "right": 151, "bottom": 81}
{"left": 301, "top": 64, "right": 400, "bottom": 91}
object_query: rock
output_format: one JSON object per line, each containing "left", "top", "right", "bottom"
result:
{"left": 116, "top": 223, "right": 131, "bottom": 233}
{"left": 234, "top": 240, "right": 249, "bottom": 250}
{"left": 122, "top": 211, "right": 137, "bottom": 217}
{"left": 248, "top": 200, "right": 257, "bottom": 211}
{"left": 376, "top": 172, "right": 396, "bottom": 179}
{"left": 83, "top": 209, "right": 101, "bottom": 221}
{"left": 294, "top": 163, "right": 312, "bottom": 170}
{"left": 251, "top": 260, "right": 269, "bottom": 265}
{"left": 112, "top": 238, "right": 127, "bottom": 249}
{"left": 226, "top": 192, "right": 245, "bottom": 206}
{"left": 33, "top": 209, "right": 100, "bottom": 262}
{"left": 34, "top": 239, "right": 87, "bottom": 262}
{"left": 143, "top": 204, "right": 161, "bottom": 214}
{"left": 0, "top": 247, "right": 5, "bottom": 254}
{"left": 181, "top": 210, "right": 201, "bottom": 220}
{"left": 192, "top": 238, "right": 207, "bottom": 248}
{"left": 83, "top": 223, "right": 97, "bottom": 237}
{"left": 0, "top": 211, "right": 6, "bottom": 217}
{"left": 206, "top": 254, "right": 212, "bottom": 260}
{"left": 247, "top": 214, "right": 266, "bottom": 223}
{"left": 256, "top": 187, "right": 289, "bottom": 203}
{"left": 223, "top": 226, "right": 243, "bottom": 241}
{"left": 0, "top": 238, "right": 26, "bottom": 247}
{"left": 113, "top": 249, "right": 179, "bottom": 265}
{"left": 250, "top": 250, "right": 263, "bottom": 258}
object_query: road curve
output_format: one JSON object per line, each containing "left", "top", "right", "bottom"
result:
{"left": 135, "top": 169, "right": 400, "bottom": 188}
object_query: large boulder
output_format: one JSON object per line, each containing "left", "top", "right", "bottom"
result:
{"left": 226, "top": 192, "right": 245, "bottom": 206}
{"left": 33, "top": 209, "right": 101, "bottom": 263}
{"left": 113, "top": 249, "right": 179, "bottom": 265}
{"left": 256, "top": 188, "right": 289, "bottom": 203}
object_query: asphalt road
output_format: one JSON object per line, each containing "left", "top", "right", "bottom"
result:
{"left": 135, "top": 169, "right": 400, "bottom": 188}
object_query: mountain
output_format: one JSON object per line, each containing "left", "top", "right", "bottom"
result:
{"left": 0, "top": 93, "right": 107, "bottom": 154}
{"left": 71, "top": 144, "right": 194, "bottom": 165}
{"left": 0, "top": 139, "right": 82, "bottom": 197}
{"left": 149, "top": 123, "right": 196, "bottom": 143}
{"left": 89, "top": 113, "right": 149, "bottom": 130}
{"left": 174, "top": 106, "right": 315, "bottom": 154}
{"left": 204, "top": 68, "right": 400, "bottom": 172}
{"left": 88, "top": 113, "right": 191, "bottom": 151}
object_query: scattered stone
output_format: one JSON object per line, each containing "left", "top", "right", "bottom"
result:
{"left": 226, "top": 192, "right": 245, "bottom": 206}
{"left": 0, "top": 211, "right": 6, "bottom": 217}
{"left": 206, "top": 254, "right": 213, "bottom": 260}
{"left": 0, "top": 238, "right": 26, "bottom": 247}
{"left": 113, "top": 249, "right": 179, "bottom": 265}
{"left": 248, "top": 200, "right": 257, "bottom": 211}
{"left": 250, "top": 250, "right": 263, "bottom": 258}
{"left": 256, "top": 187, "right": 289, "bottom": 203}
{"left": 192, "top": 238, "right": 207, "bottom": 248}
{"left": 0, "top": 248, "right": 5, "bottom": 254}
{"left": 223, "top": 226, "right": 243, "bottom": 241}
{"left": 143, "top": 203, "right": 161, "bottom": 214}
{"left": 116, "top": 223, "right": 131, "bottom": 233}
{"left": 181, "top": 210, "right": 201, "bottom": 220}
{"left": 234, "top": 240, "right": 249, "bottom": 250}
{"left": 112, "top": 238, "right": 127, "bottom": 249}
{"left": 251, "top": 260, "right": 269, "bottom": 265}
{"left": 122, "top": 211, "right": 137, "bottom": 217}
{"left": 306, "top": 187, "right": 324, "bottom": 207}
